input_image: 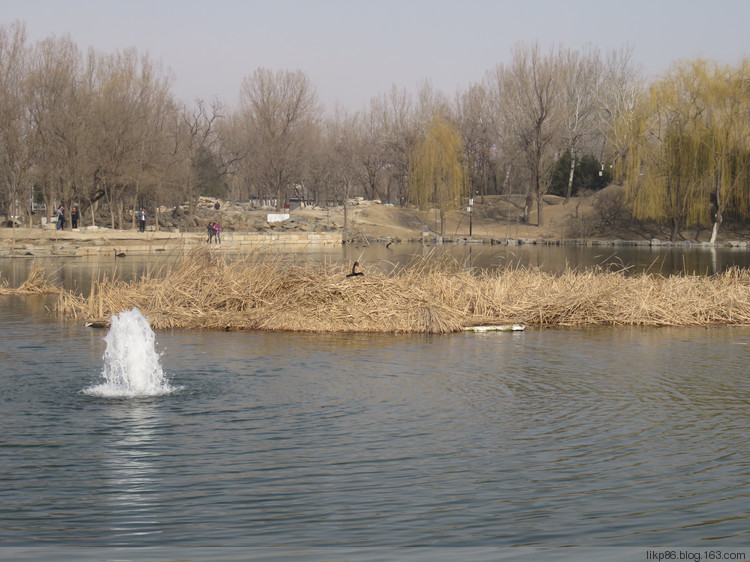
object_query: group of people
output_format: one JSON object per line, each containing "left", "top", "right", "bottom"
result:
{"left": 55, "top": 205, "right": 79, "bottom": 230}
{"left": 55, "top": 204, "right": 146, "bottom": 231}
{"left": 207, "top": 221, "right": 222, "bottom": 244}
{"left": 53, "top": 205, "right": 225, "bottom": 241}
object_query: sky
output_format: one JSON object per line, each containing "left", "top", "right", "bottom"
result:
{"left": 3, "top": 0, "right": 750, "bottom": 112}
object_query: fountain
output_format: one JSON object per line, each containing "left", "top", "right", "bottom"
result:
{"left": 84, "top": 307, "right": 177, "bottom": 397}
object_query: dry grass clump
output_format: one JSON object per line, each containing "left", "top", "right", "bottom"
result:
{"left": 466, "top": 266, "right": 750, "bottom": 327}
{"left": 56, "top": 248, "right": 474, "bottom": 333}
{"left": 0, "top": 262, "right": 59, "bottom": 295}
{"left": 54, "top": 247, "right": 750, "bottom": 333}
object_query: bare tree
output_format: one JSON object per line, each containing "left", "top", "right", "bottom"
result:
{"left": 0, "top": 21, "right": 33, "bottom": 226}
{"left": 176, "top": 98, "right": 230, "bottom": 214}
{"left": 594, "top": 45, "right": 642, "bottom": 183}
{"left": 369, "top": 85, "right": 418, "bottom": 205}
{"left": 489, "top": 42, "right": 564, "bottom": 226}
{"left": 239, "top": 68, "right": 322, "bottom": 211}
{"left": 27, "top": 35, "right": 92, "bottom": 226}
{"left": 454, "top": 82, "right": 497, "bottom": 202}
{"left": 415, "top": 79, "right": 451, "bottom": 129}
{"left": 318, "top": 111, "right": 361, "bottom": 233}
{"left": 559, "top": 46, "right": 602, "bottom": 203}
{"left": 88, "top": 48, "right": 175, "bottom": 228}
{"left": 356, "top": 106, "right": 388, "bottom": 200}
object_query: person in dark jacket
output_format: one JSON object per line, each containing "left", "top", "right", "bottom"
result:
{"left": 56, "top": 205, "right": 65, "bottom": 230}
{"left": 138, "top": 208, "right": 147, "bottom": 233}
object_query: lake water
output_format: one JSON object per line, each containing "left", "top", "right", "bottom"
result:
{"left": 2, "top": 248, "right": 750, "bottom": 560}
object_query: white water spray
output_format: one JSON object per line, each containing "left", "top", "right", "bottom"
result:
{"left": 84, "top": 307, "right": 176, "bottom": 397}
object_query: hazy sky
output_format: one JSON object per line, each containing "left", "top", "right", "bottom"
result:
{"left": 4, "top": 0, "right": 749, "bottom": 112}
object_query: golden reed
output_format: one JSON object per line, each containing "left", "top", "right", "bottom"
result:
{"left": 44, "top": 246, "right": 750, "bottom": 333}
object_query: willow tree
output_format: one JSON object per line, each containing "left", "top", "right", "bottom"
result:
{"left": 624, "top": 81, "right": 702, "bottom": 241}
{"left": 625, "top": 59, "right": 750, "bottom": 241}
{"left": 698, "top": 59, "right": 750, "bottom": 242}
{"left": 409, "top": 113, "right": 468, "bottom": 235}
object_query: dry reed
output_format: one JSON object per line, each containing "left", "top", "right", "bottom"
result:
{"left": 52, "top": 246, "right": 750, "bottom": 333}
{"left": 0, "top": 262, "right": 59, "bottom": 295}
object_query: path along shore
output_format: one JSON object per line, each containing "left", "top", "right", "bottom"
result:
{"left": 0, "top": 227, "right": 342, "bottom": 258}
{"left": 3, "top": 225, "right": 750, "bottom": 259}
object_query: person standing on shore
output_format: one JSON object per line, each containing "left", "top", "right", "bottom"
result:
{"left": 207, "top": 221, "right": 215, "bottom": 243}
{"left": 56, "top": 205, "right": 65, "bottom": 230}
{"left": 71, "top": 206, "right": 79, "bottom": 229}
{"left": 138, "top": 208, "right": 147, "bottom": 233}
{"left": 213, "top": 221, "right": 221, "bottom": 244}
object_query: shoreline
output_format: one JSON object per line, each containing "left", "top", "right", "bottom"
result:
{"left": 0, "top": 227, "right": 342, "bottom": 258}
{"left": 2, "top": 226, "right": 750, "bottom": 259}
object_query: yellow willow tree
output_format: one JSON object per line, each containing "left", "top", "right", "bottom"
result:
{"left": 625, "top": 59, "right": 750, "bottom": 241}
{"left": 409, "top": 113, "right": 468, "bottom": 235}
{"left": 699, "top": 59, "right": 750, "bottom": 242}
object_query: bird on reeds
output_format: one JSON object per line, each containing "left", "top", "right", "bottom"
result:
{"left": 346, "top": 261, "right": 364, "bottom": 277}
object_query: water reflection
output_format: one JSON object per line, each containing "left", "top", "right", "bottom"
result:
{"left": 103, "top": 403, "right": 161, "bottom": 503}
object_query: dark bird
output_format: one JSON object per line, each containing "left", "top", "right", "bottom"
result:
{"left": 346, "top": 261, "right": 364, "bottom": 277}
{"left": 114, "top": 250, "right": 126, "bottom": 258}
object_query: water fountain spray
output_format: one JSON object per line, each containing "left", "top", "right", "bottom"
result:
{"left": 84, "top": 307, "right": 176, "bottom": 397}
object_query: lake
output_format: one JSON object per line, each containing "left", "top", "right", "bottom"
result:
{"left": 1, "top": 247, "right": 750, "bottom": 560}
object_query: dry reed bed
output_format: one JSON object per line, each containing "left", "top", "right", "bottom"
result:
{"left": 50, "top": 247, "right": 750, "bottom": 333}
{"left": 0, "top": 262, "right": 59, "bottom": 295}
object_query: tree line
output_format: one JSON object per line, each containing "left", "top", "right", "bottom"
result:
{"left": 2, "top": 20, "right": 747, "bottom": 239}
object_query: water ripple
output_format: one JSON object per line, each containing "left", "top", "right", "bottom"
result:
{"left": 2, "top": 317, "right": 750, "bottom": 548}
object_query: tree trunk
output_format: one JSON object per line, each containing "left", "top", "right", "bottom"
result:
{"left": 709, "top": 187, "right": 723, "bottom": 244}
{"left": 43, "top": 192, "right": 51, "bottom": 226}
{"left": 536, "top": 188, "right": 545, "bottom": 228}
{"left": 523, "top": 180, "right": 533, "bottom": 224}
{"left": 131, "top": 195, "right": 138, "bottom": 229}
{"left": 117, "top": 200, "right": 124, "bottom": 230}
{"left": 565, "top": 147, "right": 576, "bottom": 204}
{"left": 105, "top": 187, "right": 116, "bottom": 230}
{"left": 502, "top": 165, "right": 511, "bottom": 194}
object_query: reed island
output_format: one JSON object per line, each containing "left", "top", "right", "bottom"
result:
{"left": 4, "top": 248, "right": 750, "bottom": 333}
